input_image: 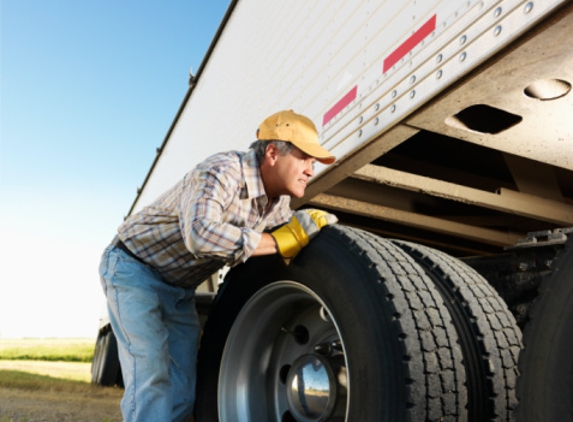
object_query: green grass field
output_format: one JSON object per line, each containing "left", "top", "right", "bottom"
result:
{"left": 0, "top": 338, "right": 97, "bottom": 389}
{"left": 0, "top": 339, "right": 122, "bottom": 422}
{"left": 0, "top": 338, "right": 95, "bottom": 362}
{"left": 0, "top": 367, "right": 95, "bottom": 392}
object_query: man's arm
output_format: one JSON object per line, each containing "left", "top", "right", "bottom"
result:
{"left": 251, "top": 233, "right": 279, "bottom": 256}
{"left": 252, "top": 210, "right": 338, "bottom": 258}
{"left": 269, "top": 209, "right": 338, "bottom": 258}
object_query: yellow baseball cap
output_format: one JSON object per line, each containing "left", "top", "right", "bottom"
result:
{"left": 257, "top": 110, "right": 336, "bottom": 165}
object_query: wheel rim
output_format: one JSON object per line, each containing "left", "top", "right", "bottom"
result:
{"left": 218, "top": 281, "right": 349, "bottom": 422}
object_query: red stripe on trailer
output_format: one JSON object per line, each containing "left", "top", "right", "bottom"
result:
{"left": 383, "top": 14, "right": 436, "bottom": 73}
{"left": 323, "top": 85, "right": 358, "bottom": 126}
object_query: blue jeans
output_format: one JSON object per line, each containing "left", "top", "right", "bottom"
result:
{"left": 99, "top": 244, "right": 200, "bottom": 422}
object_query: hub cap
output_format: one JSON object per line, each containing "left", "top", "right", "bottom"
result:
{"left": 217, "top": 281, "right": 349, "bottom": 421}
{"left": 286, "top": 354, "right": 336, "bottom": 421}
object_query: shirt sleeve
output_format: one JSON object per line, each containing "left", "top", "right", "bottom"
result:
{"left": 177, "top": 161, "right": 262, "bottom": 266}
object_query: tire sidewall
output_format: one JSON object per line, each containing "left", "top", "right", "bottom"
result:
{"left": 518, "top": 238, "right": 573, "bottom": 421}
{"left": 196, "top": 227, "right": 408, "bottom": 421}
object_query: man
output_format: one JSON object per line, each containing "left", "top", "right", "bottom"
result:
{"left": 98, "top": 109, "right": 337, "bottom": 422}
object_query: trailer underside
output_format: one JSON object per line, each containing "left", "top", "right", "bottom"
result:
{"left": 298, "top": 2, "right": 573, "bottom": 258}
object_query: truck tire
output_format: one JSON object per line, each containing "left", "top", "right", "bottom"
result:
{"left": 195, "top": 225, "right": 467, "bottom": 422}
{"left": 390, "top": 240, "right": 522, "bottom": 422}
{"left": 516, "top": 235, "right": 573, "bottom": 422}
{"left": 91, "top": 326, "right": 122, "bottom": 387}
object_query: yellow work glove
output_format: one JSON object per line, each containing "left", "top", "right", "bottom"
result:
{"left": 271, "top": 209, "right": 338, "bottom": 258}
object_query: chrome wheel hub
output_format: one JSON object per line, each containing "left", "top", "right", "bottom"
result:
{"left": 217, "top": 281, "right": 349, "bottom": 421}
{"left": 286, "top": 354, "right": 336, "bottom": 421}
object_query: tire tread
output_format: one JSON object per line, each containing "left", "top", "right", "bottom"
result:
{"left": 340, "top": 227, "right": 467, "bottom": 421}
{"left": 391, "top": 240, "right": 522, "bottom": 422}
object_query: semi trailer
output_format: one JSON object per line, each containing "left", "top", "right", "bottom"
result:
{"left": 92, "top": 1, "right": 573, "bottom": 421}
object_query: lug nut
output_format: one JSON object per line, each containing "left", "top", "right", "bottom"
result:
{"left": 315, "top": 343, "right": 332, "bottom": 355}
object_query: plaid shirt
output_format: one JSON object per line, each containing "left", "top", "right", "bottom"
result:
{"left": 117, "top": 149, "right": 292, "bottom": 288}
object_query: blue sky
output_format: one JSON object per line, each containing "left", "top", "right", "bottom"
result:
{"left": 0, "top": 0, "right": 230, "bottom": 338}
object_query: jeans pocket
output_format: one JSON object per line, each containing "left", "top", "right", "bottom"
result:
{"left": 98, "top": 246, "right": 119, "bottom": 296}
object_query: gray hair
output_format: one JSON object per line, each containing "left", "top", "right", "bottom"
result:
{"left": 249, "top": 140, "right": 294, "bottom": 162}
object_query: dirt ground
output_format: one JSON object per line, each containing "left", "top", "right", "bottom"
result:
{"left": 0, "top": 361, "right": 123, "bottom": 422}
{"left": 0, "top": 385, "right": 123, "bottom": 422}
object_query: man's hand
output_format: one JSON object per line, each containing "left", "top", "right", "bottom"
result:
{"left": 271, "top": 209, "right": 338, "bottom": 258}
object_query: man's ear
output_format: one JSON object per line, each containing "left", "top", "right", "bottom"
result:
{"left": 264, "top": 143, "right": 279, "bottom": 166}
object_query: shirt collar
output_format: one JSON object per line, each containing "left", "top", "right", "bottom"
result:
{"left": 240, "top": 149, "right": 267, "bottom": 200}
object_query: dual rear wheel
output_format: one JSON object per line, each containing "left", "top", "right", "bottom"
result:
{"left": 195, "top": 225, "right": 522, "bottom": 422}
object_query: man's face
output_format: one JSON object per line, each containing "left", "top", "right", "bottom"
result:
{"left": 262, "top": 145, "right": 316, "bottom": 198}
